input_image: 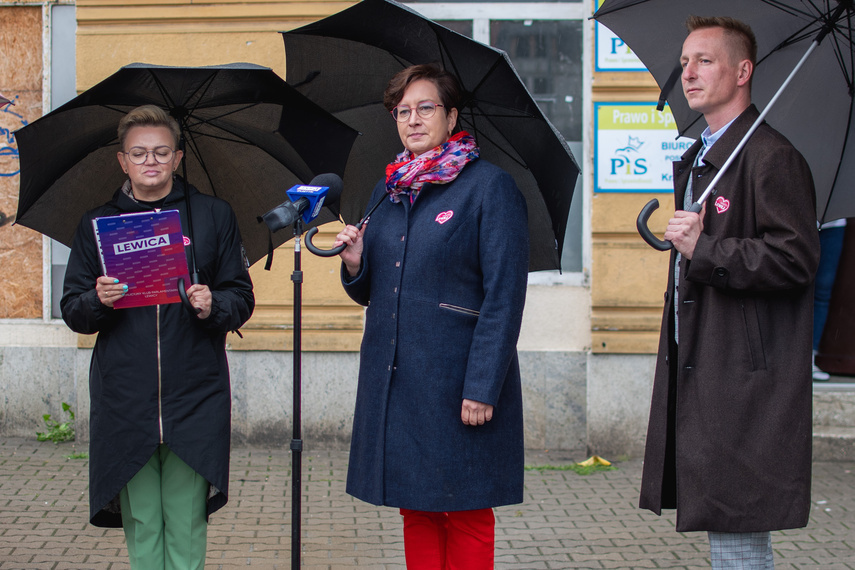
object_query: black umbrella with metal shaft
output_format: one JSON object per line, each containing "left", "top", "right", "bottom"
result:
{"left": 15, "top": 63, "right": 358, "bottom": 270}
{"left": 594, "top": 0, "right": 855, "bottom": 250}
{"left": 283, "top": 0, "right": 579, "bottom": 272}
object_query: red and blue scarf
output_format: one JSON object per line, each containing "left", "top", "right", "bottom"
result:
{"left": 385, "top": 131, "right": 479, "bottom": 204}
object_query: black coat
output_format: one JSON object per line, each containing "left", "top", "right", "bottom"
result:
{"left": 342, "top": 159, "right": 529, "bottom": 511}
{"left": 639, "top": 106, "right": 820, "bottom": 532}
{"left": 61, "top": 178, "right": 254, "bottom": 527}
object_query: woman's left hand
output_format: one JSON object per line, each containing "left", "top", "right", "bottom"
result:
{"left": 185, "top": 283, "right": 212, "bottom": 319}
{"left": 461, "top": 399, "right": 493, "bottom": 426}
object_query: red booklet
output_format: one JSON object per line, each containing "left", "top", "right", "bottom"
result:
{"left": 92, "top": 210, "right": 190, "bottom": 309}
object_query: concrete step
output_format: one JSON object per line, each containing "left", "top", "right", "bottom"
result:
{"left": 813, "top": 426, "right": 855, "bottom": 461}
{"left": 813, "top": 384, "right": 855, "bottom": 428}
{"left": 812, "top": 383, "right": 855, "bottom": 461}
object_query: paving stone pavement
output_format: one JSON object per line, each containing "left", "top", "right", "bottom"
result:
{"left": 0, "top": 437, "right": 853, "bottom": 569}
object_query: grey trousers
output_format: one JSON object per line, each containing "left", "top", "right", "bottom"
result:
{"left": 708, "top": 532, "right": 773, "bottom": 569}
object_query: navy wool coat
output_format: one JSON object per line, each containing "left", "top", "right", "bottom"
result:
{"left": 343, "top": 158, "right": 529, "bottom": 511}
{"left": 61, "top": 178, "right": 254, "bottom": 527}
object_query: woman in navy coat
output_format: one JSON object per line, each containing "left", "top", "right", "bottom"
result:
{"left": 335, "top": 64, "right": 529, "bottom": 569}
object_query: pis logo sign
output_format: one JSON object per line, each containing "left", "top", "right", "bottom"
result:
{"left": 610, "top": 136, "right": 647, "bottom": 176}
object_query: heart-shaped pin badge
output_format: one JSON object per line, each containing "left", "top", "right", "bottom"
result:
{"left": 435, "top": 210, "right": 454, "bottom": 224}
{"left": 714, "top": 196, "right": 730, "bottom": 214}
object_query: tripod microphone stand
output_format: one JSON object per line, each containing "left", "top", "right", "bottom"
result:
{"left": 258, "top": 173, "right": 345, "bottom": 569}
{"left": 289, "top": 218, "right": 305, "bottom": 570}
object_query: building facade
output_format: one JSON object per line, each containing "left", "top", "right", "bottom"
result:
{"left": 0, "top": 0, "right": 670, "bottom": 457}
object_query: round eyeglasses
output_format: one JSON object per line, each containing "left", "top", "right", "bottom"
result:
{"left": 391, "top": 101, "right": 445, "bottom": 122}
{"left": 124, "top": 146, "right": 175, "bottom": 165}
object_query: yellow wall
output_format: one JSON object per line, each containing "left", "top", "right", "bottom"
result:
{"left": 590, "top": 72, "right": 670, "bottom": 354}
{"left": 77, "top": 0, "right": 362, "bottom": 350}
{"left": 75, "top": 1, "right": 672, "bottom": 355}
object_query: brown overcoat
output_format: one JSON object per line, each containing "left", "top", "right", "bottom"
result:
{"left": 639, "top": 105, "right": 820, "bottom": 532}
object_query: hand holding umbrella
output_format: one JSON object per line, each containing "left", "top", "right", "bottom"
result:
{"left": 333, "top": 221, "right": 367, "bottom": 276}
{"left": 304, "top": 193, "right": 383, "bottom": 257}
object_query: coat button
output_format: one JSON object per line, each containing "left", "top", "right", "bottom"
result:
{"left": 391, "top": 339, "right": 395, "bottom": 345}
{"left": 401, "top": 235, "right": 405, "bottom": 241}
{"left": 392, "top": 313, "right": 396, "bottom": 319}
{"left": 395, "top": 261, "right": 401, "bottom": 267}
{"left": 393, "top": 287, "right": 398, "bottom": 293}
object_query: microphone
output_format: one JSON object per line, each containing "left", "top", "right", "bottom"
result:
{"left": 261, "top": 173, "right": 343, "bottom": 232}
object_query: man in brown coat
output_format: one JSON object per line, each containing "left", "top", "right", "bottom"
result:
{"left": 639, "top": 16, "right": 820, "bottom": 568}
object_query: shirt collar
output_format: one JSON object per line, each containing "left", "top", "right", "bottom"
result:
{"left": 699, "top": 116, "right": 738, "bottom": 162}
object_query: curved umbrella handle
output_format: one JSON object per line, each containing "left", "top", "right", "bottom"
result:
{"left": 177, "top": 275, "right": 202, "bottom": 315}
{"left": 305, "top": 194, "right": 387, "bottom": 258}
{"left": 305, "top": 226, "right": 346, "bottom": 257}
{"left": 637, "top": 199, "right": 673, "bottom": 251}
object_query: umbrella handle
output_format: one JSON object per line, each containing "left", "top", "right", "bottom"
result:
{"left": 637, "top": 199, "right": 704, "bottom": 251}
{"left": 177, "top": 274, "right": 202, "bottom": 315}
{"left": 305, "top": 227, "right": 346, "bottom": 257}
{"left": 305, "top": 194, "right": 387, "bottom": 258}
{"left": 637, "top": 199, "right": 673, "bottom": 251}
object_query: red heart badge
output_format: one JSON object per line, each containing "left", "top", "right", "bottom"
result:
{"left": 714, "top": 196, "right": 730, "bottom": 214}
{"left": 435, "top": 210, "right": 454, "bottom": 224}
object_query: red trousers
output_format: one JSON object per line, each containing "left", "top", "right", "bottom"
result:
{"left": 400, "top": 508, "right": 495, "bottom": 570}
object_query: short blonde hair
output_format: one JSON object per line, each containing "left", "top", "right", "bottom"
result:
{"left": 117, "top": 105, "right": 181, "bottom": 150}
{"left": 686, "top": 16, "right": 757, "bottom": 66}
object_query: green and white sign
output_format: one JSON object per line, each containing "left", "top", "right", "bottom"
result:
{"left": 594, "top": 0, "right": 646, "bottom": 72}
{"left": 595, "top": 102, "right": 696, "bottom": 193}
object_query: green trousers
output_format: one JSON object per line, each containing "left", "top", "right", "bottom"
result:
{"left": 119, "top": 445, "right": 209, "bottom": 570}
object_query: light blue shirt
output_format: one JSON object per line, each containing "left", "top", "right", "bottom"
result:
{"left": 697, "top": 116, "right": 737, "bottom": 165}
{"left": 674, "top": 116, "right": 738, "bottom": 344}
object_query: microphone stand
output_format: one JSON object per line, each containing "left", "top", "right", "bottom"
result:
{"left": 290, "top": 218, "right": 304, "bottom": 570}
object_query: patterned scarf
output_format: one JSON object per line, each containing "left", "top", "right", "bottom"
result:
{"left": 385, "top": 131, "right": 480, "bottom": 204}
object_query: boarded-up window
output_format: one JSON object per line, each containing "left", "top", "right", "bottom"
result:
{"left": 0, "top": 6, "right": 43, "bottom": 318}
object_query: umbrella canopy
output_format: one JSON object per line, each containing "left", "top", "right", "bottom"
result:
{"left": 282, "top": 0, "right": 580, "bottom": 271}
{"left": 14, "top": 62, "right": 359, "bottom": 266}
{"left": 594, "top": 0, "right": 855, "bottom": 224}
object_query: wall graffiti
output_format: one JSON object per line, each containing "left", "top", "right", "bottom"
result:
{"left": 0, "top": 95, "right": 27, "bottom": 179}
{"left": 0, "top": 95, "right": 27, "bottom": 227}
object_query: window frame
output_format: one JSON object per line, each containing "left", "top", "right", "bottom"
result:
{"left": 407, "top": 2, "right": 591, "bottom": 286}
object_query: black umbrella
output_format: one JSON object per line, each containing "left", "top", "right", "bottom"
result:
{"left": 594, "top": 0, "right": 855, "bottom": 249}
{"left": 282, "top": 0, "right": 580, "bottom": 272}
{"left": 14, "top": 62, "right": 359, "bottom": 266}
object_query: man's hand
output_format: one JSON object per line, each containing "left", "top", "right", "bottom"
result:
{"left": 664, "top": 202, "right": 706, "bottom": 259}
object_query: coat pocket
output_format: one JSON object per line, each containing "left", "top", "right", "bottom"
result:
{"left": 740, "top": 298, "right": 767, "bottom": 371}
{"left": 438, "top": 303, "right": 480, "bottom": 317}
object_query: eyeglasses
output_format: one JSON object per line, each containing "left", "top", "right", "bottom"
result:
{"left": 391, "top": 101, "right": 445, "bottom": 122}
{"left": 124, "top": 146, "right": 175, "bottom": 165}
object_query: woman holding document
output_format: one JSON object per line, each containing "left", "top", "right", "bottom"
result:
{"left": 61, "top": 105, "right": 254, "bottom": 569}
